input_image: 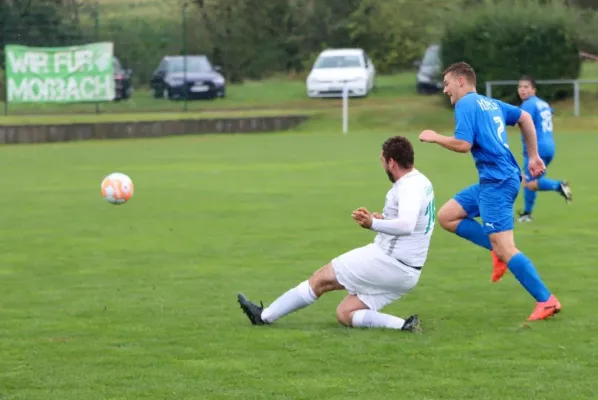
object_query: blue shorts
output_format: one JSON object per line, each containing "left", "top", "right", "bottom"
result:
{"left": 454, "top": 177, "right": 521, "bottom": 235}
{"left": 523, "top": 153, "right": 554, "bottom": 182}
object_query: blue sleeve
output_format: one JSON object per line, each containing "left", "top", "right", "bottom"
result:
{"left": 498, "top": 100, "right": 523, "bottom": 126}
{"left": 454, "top": 100, "right": 474, "bottom": 144}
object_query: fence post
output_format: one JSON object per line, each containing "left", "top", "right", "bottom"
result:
{"left": 485, "top": 81, "right": 492, "bottom": 98}
{"left": 94, "top": 0, "right": 100, "bottom": 114}
{"left": 573, "top": 80, "right": 580, "bottom": 117}
{"left": 3, "top": 15, "right": 7, "bottom": 116}
{"left": 342, "top": 86, "right": 349, "bottom": 134}
{"left": 3, "top": 67, "right": 6, "bottom": 116}
{"left": 182, "top": 2, "right": 188, "bottom": 112}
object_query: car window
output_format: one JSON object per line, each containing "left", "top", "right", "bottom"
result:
{"left": 314, "top": 55, "right": 363, "bottom": 69}
{"left": 422, "top": 47, "right": 440, "bottom": 66}
{"left": 167, "top": 56, "right": 213, "bottom": 73}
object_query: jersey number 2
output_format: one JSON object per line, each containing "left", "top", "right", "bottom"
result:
{"left": 493, "top": 116, "right": 509, "bottom": 148}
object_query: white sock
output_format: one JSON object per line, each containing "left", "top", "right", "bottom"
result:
{"left": 351, "top": 309, "right": 405, "bottom": 330}
{"left": 261, "top": 280, "right": 318, "bottom": 323}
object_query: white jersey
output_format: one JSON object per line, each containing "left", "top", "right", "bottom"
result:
{"left": 373, "top": 169, "right": 435, "bottom": 267}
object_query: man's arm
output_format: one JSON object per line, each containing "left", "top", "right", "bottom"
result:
{"left": 369, "top": 184, "right": 423, "bottom": 236}
{"left": 517, "top": 110, "right": 540, "bottom": 158}
{"left": 420, "top": 131, "right": 472, "bottom": 153}
{"left": 419, "top": 100, "right": 473, "bottom": 153}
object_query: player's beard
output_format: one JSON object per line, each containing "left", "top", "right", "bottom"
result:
{"left": 385, "top": 168, "right": 395, "bottom": 183}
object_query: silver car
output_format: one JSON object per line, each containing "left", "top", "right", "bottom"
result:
{"left": 414, "top": 44, "right": 443, "bottom": 94}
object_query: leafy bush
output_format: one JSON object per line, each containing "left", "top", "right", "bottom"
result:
{"left": 441, "top": 0, "right": 582, "bottom": 103}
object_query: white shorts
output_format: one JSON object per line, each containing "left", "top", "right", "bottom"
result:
{"left": 331, "top": 243, "right": 421, "bottom": 311}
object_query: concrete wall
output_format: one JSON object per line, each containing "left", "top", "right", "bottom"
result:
{"left": 0, "top": 115, "right": 309, "bottom": 144}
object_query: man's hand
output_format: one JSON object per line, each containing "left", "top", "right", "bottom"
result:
{"left": 527, "top": 155, "right": 546, "bottom": 178}
{"left": 419, "top": 129, "right": 439, "bottom": 143}
{"left": 372, "top": 212, "right": 384, "bottom": 219}
{"left": 352, "top": 207, "right": 373, "bottom": 229}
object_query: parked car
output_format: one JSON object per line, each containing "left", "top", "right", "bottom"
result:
{"left": 306, "top": 48, "right": 376, "bottom": 98}
{"left": 113, "top": 56, "right": 133, "bottom": 101}
{"left": 150, "top": 55, "right": 225, "bottom": 100}
{"left": 414, "top": 44, "right": 443, "bottom": 94}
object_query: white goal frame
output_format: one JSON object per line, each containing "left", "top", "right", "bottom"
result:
{"left": 485, "top": 79, "right": 598, "bottom": 117}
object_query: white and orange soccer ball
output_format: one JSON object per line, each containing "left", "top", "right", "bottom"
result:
{"left": 101, "top": 172, "right": 134, "bottom": 205}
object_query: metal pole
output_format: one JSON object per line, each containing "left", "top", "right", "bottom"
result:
{"left": 573, "top": 80, "right": 580, "bottom": 117}
{"left": 182, "top": 2, "right": 188, "bottom": 112}
{"left": 342, "top": 86, "right": 348, "bottom": 134}
{"left": 3, "top": 67, "right": 7, "bottom": 116}
{"left": 94, "top": 0, "right": 100, "bottom": 114}
{"left": 3, "top": 14, "right": 8, "bottom": 116}
{"left": 485, "top": 81, "right": 492, "bottom": 98}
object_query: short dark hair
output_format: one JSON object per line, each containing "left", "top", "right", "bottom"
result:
{"left": 443, "top": 62, "right": 476, "bottom": 86}
{"left": 382, "top": 136, "right": 414, "bottom": 169}
{"left": 519, "top": 75, "right": 536, "bottom": 89}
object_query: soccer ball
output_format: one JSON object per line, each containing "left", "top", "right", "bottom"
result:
{"left": 101, "top": 172, "right": 134, "bottom": 205}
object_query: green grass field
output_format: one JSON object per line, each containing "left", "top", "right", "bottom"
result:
{"left": 0, "top": 100, "right": 597, "bottom": 399}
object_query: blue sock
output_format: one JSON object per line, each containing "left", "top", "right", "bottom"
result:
{"left": 523, "top": 188, "right": 536, "bottom": 214}
{"left": 538, "top": 177, "right": 561, "bottom": 191}
{"left": 456, "top": 218, "right": 491, "bottom": 250}
{"left": 507, "top": 253, "right": 551, "bottom": 302}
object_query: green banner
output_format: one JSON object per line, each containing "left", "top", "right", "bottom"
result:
{"left": 4, "top": 42, "right": 115, "bottom": 103}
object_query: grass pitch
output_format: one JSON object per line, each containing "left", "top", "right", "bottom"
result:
{"left": 0, "top": 113, "right": 597, "bottom": 399}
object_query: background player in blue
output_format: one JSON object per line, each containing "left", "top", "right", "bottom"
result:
{"left": 516, "top": 76, "right": 572, "bottom": 222}
{"left": 418, "top": 62, "right": 561, "bottom": 321}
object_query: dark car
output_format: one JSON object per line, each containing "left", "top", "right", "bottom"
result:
{"left": 113, "top": 56, "right": 133, "bottom": 101}
{"left": 413, "top": 44, "right": 443, "bottom": 94}
{"left": 150, "top": 55, "right": 225, "bottom": 100}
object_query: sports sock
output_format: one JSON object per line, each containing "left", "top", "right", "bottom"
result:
{"left": 507, "top": 253, "right": 551, "bottom": 302}
{"left": 523, "top": 187, "right": 537, "bottom": 214}
{"left": 261, "top": 280, "right": 317, "bottom": 323}
{"left": 351, "top": 309, "right": 405, "bottom": 330}
{"left": 538, "top": 177, "right": 561, "bottom": 192}
{"left": 456, "top": 218, "right": 492, "bottom": 250}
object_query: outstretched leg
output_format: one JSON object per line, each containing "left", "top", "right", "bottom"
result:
{"left": 490, "top": 230, "right": 561, "bottom": 320}
{"left": 519, "top": 155, "right": 572, "bottom": 222}
{"left": 237, "top": 263, "right": 343, "bottom": 325}
{"left": 336, "top": 294, "right": 421, "bottom": 332}
{"left": 480, "top": 179, "right": 560, "bottom": 320}
{"left": 519, "top": 179, "right": 571, "bottom": 222}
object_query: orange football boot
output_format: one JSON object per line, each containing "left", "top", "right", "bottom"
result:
{"left": 491, "top": 251, "right": 508, "bottom": 282}
{"left": 528, "top": 295, "right": 562, "bottom": 321}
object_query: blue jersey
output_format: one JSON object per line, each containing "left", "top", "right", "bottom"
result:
{"left": 454, "top": 92, "right": 522, "bottom": 183}
{"left": 520, "top": 95, "right": 555, "bottom": 158}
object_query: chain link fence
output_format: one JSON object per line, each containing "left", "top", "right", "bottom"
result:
{"left": 1, "top": 1, "right": 213, "bottom": 116}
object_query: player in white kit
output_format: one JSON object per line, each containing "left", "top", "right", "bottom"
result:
{"left": 237, "top": 136, "right": 435, "bottom": 332}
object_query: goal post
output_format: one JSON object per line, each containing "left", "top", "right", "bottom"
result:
{"left": 485, "top": 79, "right": 598, "bottom": 117}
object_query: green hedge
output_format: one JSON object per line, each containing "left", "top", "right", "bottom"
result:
{"left": 441, "top": 0, "right": 582, "bottom": 104}
{"left": 0, "top": 68, "right": 5, "bottom": 102}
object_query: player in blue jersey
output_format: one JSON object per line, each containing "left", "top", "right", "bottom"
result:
{"left": 516, "top": 76, "right": 572, "bottom": 223}
{"left": 418, "top": 62, "right": 561, "bottom": 321}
